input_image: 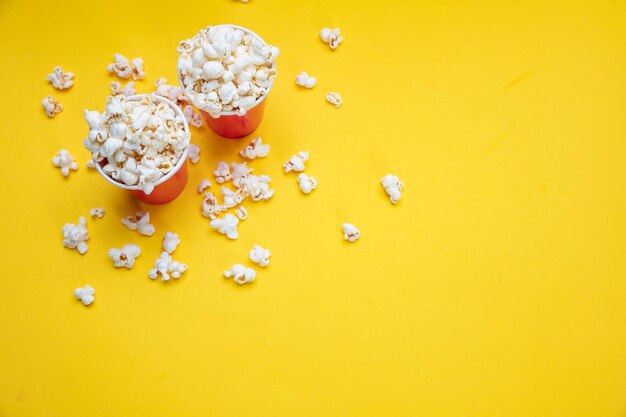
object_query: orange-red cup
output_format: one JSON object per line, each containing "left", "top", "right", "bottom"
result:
{"left": 178, "top": 24, "right": 276, "bottom": 139}
{"left": 92, "top": 94, "right": 190, "bottom": 205}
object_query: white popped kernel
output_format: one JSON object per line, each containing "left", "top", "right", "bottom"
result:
{"left": 214, "top": 161, "right": 232, "bottom": 184}
{"left": 107, "top": 53, "right": 144, "bottom": 80}
{"left": 52, "top": 149, "right": 78, "bottom": 177}
{"left": 381, "top": 174, "right": 404, "bottom": 204}
{"left": 163, "top": 232, "right": 181, "bottom": 254}
{"left": 62, "top": 217, "right": 89, "bottom": 254}
{"left": 121, "top": 211, "right": 155, "bottom": 236}
{"left": 110, "top": 81, "right": 136, "bottom": 97}
{"left": 188, "top": 143, "right": 201, "bottom": 164}
{"left": 342, "top": 223, "right": 360, "bottom": 242}
{"left": 108, "top": 244, "right": 141, "bottom": 269}
{"left": 224, "top": 264, "right": 256, "bottom": 285}
{"left": 249, "top": 244, "right": 271, "bottom": 267}
{"left": 297, "top": 173, "right": 317, "bottom": 194}
{"left": 221, "top": 186, "right": 246, "bottom": 208}
{"left": 295, "top": 71, "right": 317, "bottom": 88}
{"left": 42, "top": 95, "right": 63, "bottom": 118}
{"left": 46, "top": 66, "right": 74, "bottom": 90}
{"left": 283, "top": 151, "right": 309, "bottom": 173}
{"left": 90, "top": 207, "right": 105, "bottom": 218}
{"left": 183, "top": 104, "right": 203, "bottom": 128}
{"left": 320, "top": 28, "right": 343, "bottom": 50}
{"left": 210, "top": 213, "right": 239, "bottom": 239}
{"left": 74, "top": 285, "right": 95, "bottom": 306}
{"left": 148, "top": 251, "right": 187, "bottom": 281}
{"left": 176, "top": 25, "right": 279, "bottom": 118}
{"left": 201, "top": 191, "right": 225, "bottom": 219}
{"left": 153, "top": 78, "right": 188, "bottom": 107}
{"left": 240, "top": 174, "right": 274, "bottom": 201}
{"left": 326, "top": 92, "right": 342, "bottom": 108}
{"left": 197, "top": 178, "right": 211, "bottom": 193}
{"left": 86, "top": 159, "right": 96, "bottom": 169}
{"left": 235, "top": 205, "right": 248, "bottom": 220}
{"left": 239, "top": 137, "right": 270, "bottom": 160}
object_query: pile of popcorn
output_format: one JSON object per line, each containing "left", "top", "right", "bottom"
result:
{"left": 83, "top": 94, "right": 190, "bottom": 194}
{"left": 177, "top": 25, "right": 280, "bottom": 118}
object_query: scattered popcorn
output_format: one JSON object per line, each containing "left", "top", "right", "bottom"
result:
{"left": 42, "top": 95, "right": 63, "bottom": 118}
{"left": 297, "top": 173, "right": 317, "bottom": 194}
{"left": 83, "top": 94, "right": 190, "bottom": 194}
{"left": 121, "top": 211, "right": 155, "bottom": 236}
{"left": 210, "top": 213, "right": 239, "bottom": 239}
{"left": 110, "top": 81, "right": 136, "bottom": 97}
{"left": 177, "top": 25, "right": 279, "bottom": 118}
{"left": 86, "top": 159, "right": 96, "bottom": 169}
{"left": 90, "top": 207, "right": 105, "bottom": 218}
{"left": 320, "top": 28, "right": 343, "bottom": 50}
{"left": 107, "top": 53, "right": 144, "bottom": 80}
{"left": 188, "top": 143, "right": 201, "bottom": 164}
{"left": 214, "top": 161, "right": 232, "bottom": 184}
{"left": 235, "top": 205, "right": 248, "bottom": 220}
{"left": 283, "top": 151, "right": 309, "bottom": 173}
{"left": 381, "top": 174, "right": 404, "bottom": 204}
{"left": 342, "top": 223, "right": 360, "bottom": 242}
{"left": 46, "top": 66, "right": 74, "bottom": 90}
{"left": 108, "top": 244, "right": 141, "bottom": 269}
{"left": 326, "top": 92, "right": 342, "bottom": 108}
{"left": 148, "top": 251, "right": 187, "bottom": 281}
{"left": 224, "top": 264, "right": 256, "bottom": 285}
{"left": 52, "top": 149, "right": 78, "bottom": 177}
{"left": 74, "top": 285, "right": 95, "bottom": 306}
{"left": 201, "top": 191, "right": 225, "bottom": 219}
{"left": 183, "top": 105, "right": 203, "bottom": 127}
{"left": 231, "top": 161, "right": 253, "bottom": 186}
{"left": 197, "top": 178, "right": 211, "bottom": 193}
{"left": 249, "top": 244, "right": 270, "bottom": 267}
{"left": 153, "top": 78, "right": 187, "bottom": 107}
{"left": 221, "top": 186, "right": 246, "bottom": 208}
{"left": 295, "top": 71, "right": 317, "bottom": 88}
{"left": 239, "top": 137, "right": 270, "bottom": 160}
{"left": 240, "top": 174, "right": 274, "bottom": 201}
{"left": 62, "top": 217, "right": 89, "bottom": 254}
{"left": 163, "top": 232, "right": 180, "bottom": 254}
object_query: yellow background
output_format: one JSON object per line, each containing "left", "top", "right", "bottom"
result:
{"left": 1, "top": 0, "right": 625, "bottom": 415}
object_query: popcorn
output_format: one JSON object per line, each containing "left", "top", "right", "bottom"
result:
{"left": 153, "top": 78, "right": 187, "bottom": 107}
{"left": 223, "top": 264, "right": 256, "bottom": 285}
{"left": 239, "top": 137, "right": 270, "bottom": 160}
{"left": 52, "top": 149, "right": 78, "bottom": 177}
{"left": 235, "top": 205, "right": 248, "bottom": 220}
{"left": 108, "top": 244, "right": 141, "bottom": 269}
{"left": 177, "top": 25, "right": 279, "bottom": 118}
{"left": 86, "top": 159, "right": 96, "bottom": 169}
{"left": 326, "top": 92, "right": 342, "bottom": 108}
{"left": 197, "top": 178, "right": 211, "bottom": 193}
{"left": 249, "top": 244, "right": 270, "bottom": 267}
{"left": 231, "top": 161, "right": 253, "bottom": 186}
{"left": 107, "top": 53, "right": 144, "bottom": 80}
{"left": 381, "top": 174, "right": 404, "bottom": 204}
{"left": 295, "top": 71, "right": 316, "bottom": 88}
{"left": 46, "top": 66, "right": 74, "bottom": 90}
{"left": 342, "top": 223, "right": 360, "bottom": 242}
{"left": 214, "top": 161, "right": 232, "bottom": 184}
{"left": 297, "top": 173, "right": 317, "bottom": 194}
{"left": 62, "top": 217, "right": 89, "bottom": 254}
{"left": 121, "top": 211, "right": 155, "bottom": 236}
{"left": 320, "top": 28, "right": 343, "bottom": 50}
{"left": 110, "top": 81, "right": 136, "bottom": 97}
{"left": 90, "top": 207, "right": 105, "bottom": 218}
{"left": 240, "top": 174, "right": 274, "bottom": 201}
{"left": 201, "top": 191, "right": 225, "bottom": 219}
{"left": 210, "top": 213, "right": 239, "bottom": 239}
{"left": 163, "top": 232, "right": 180, "bottom": 254}
{"left": 42, "top": 95, "right": 63, "bottom": 118}
{"left": 183, "top": 105, "right": 203, "bottom": 127}
{"left": 74, "top": 285, "right": 95, "bottom": 306}
{"left": 283, "top": 151, "right": 309, "bottom": 173}
{"left": 83, "top": 94, "right": 190, "bottom": 194}
{"left": 188, "top": 143, "right": 201, "bottom": 164}
{"left": 148, "top": 251, "right": 187, "bottom": 281}
{"left": 221, "top": 186, "right": 245, "bottom": 208}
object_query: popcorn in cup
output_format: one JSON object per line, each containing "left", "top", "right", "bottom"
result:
{"left": 84, "top": 93, "right": 191, "bottom": 205}
{"left": 177, "top": 24, "right": 279, "bottom": 139}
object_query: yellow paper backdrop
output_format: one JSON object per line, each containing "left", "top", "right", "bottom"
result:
{"left": 1, "top": 0, "right": 625, "bottom": 415}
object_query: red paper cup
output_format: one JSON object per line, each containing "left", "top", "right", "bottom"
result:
{"left": 92, "top": 94, "right": 190, "bottom": 205}
{"left": 178, "top": 24, "right": 276, "bottom": 139}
